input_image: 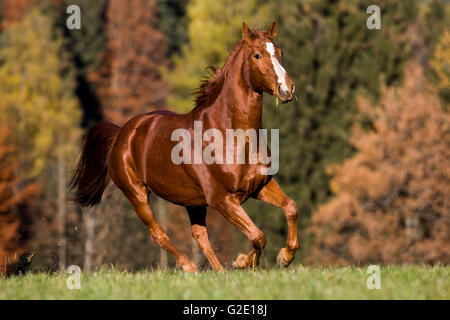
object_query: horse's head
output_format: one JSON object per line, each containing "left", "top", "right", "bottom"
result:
{"left": 242, "top": 21, "right": 295, "bottom": 103}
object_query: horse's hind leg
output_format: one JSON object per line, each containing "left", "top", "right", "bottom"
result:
{"left": 186, "top": 206, "right": 224, "bottom": 272}
{"left": 111, "top": 167, "right": 197, "bottom": 272}
{"left": 129, "top": 191, "right": 197, "bottom": 272}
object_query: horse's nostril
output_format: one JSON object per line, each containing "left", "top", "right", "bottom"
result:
{"left": 278, "top": 85, "right": 285, "bottom": 97}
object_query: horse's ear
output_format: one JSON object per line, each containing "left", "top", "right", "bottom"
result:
{"left": 267, "top": 21, "right": 277, "bottom": 39}
{"left": 242, "top": 22, "right": 253, "bottom": 41}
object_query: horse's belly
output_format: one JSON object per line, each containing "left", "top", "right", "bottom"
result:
{"left": 143, "top": 159, "right": 208, "bottom": 206}
{"left": 133, "top": 131, "right": 208, "bottom": 206}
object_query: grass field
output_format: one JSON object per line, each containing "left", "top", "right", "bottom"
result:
{"left": 1, "top": 265, "right": 449, "bottom": 299}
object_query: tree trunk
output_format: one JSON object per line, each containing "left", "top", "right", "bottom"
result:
{"left": 57, "top": 148, "right": 66, "bottom": 270}
{"left": 84, "top": 206, "right": 96, "bottom": 272}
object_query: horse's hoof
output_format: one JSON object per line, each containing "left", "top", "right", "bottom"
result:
{"left": 214, "top": 265, "right": 225, "bottom": 273}
{"left": 181, "top": 262, "right": 198, "bottom": 273}
{"left": 276, "top": 248, "right": 293, "bottom": 268}
{"left": 232, "top": 253, "right": 248, "bottom": 269}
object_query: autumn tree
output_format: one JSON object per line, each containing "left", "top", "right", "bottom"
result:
{"left": 0, "top": 0, "right": 34, "bottom": 29}
{"left": 0, "top": 126, "right": 40, "bottom": 276}
{"left": 308, "top": 65, "right": 450, "bottom": 266}
{"left": 0, "top": 8, "right": 82, "bottom": 269}
{"left": 98, "top": 0, "right": 168, "bottom": 124}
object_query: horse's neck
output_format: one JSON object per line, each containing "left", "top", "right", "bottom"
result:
{"left": 201, "top": 48, "right": 263, "bottom": 131}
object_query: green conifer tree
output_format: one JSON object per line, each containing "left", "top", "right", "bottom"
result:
{"left": 62, "top": 0, "right": 106, "bottom": 126}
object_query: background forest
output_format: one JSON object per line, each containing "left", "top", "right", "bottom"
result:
{"left": 0, "top": 0, "right": 448, "bottom": 275}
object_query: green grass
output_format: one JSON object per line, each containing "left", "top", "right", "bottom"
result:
{"left": 1, "top": 265, "right": 449, "bottom": 299}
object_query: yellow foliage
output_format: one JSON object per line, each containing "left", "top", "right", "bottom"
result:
{"left": 430, "top": 29, "right": 450, "bottom": 97}
{"left": 0, "top": 8, "right": 81, "bottom": 177}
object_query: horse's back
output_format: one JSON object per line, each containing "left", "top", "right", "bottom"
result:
{"left": 111, "top": 108, "right": 189, "bottom": 162}
{"left": 109, "top": 109, "right": 206, "bottom": 205}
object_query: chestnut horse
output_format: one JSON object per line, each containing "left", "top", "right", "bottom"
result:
{"left": 71, "top": 22, "right": 298, "bottom": 272}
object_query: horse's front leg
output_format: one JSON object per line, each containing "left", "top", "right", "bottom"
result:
{"left": 255, "top": 179, "right": 299, "bottom": 267}
{"left": 211, "top": 195, "right": 266, "bottom": 269}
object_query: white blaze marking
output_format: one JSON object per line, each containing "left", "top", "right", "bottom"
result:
{"left": 265, "top": 42, "right": 289, "bottom": 93}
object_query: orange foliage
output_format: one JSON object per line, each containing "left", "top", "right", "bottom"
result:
{"left": 1, "top": 0, "right": 34, "bottom": 29}
{"left": 308, "top": 65, "right": 450, "bottom": 265}
{"left": 0, "top": 0, "right": 63, "bottom": 30}
{"left": 0, "top": 126, "right": 40, "bottom": 276}
{"left": 97, "top": 0, "right": 169, "bottom": 125}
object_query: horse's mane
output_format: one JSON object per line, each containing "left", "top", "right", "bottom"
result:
{"left": 193, "top": 40, "right": 245, "bottom": 108}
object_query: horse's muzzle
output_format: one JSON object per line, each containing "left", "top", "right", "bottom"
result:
{"left": 278, "top": 84, "right": 295, "bottom": 103}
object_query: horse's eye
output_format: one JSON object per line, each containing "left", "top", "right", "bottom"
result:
{"left": 254, "top": 53, "right": 262, "bottom": 59}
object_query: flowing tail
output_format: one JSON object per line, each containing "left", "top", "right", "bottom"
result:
{"left": 70, "top": 122, "right": 120, "bottom": 207}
